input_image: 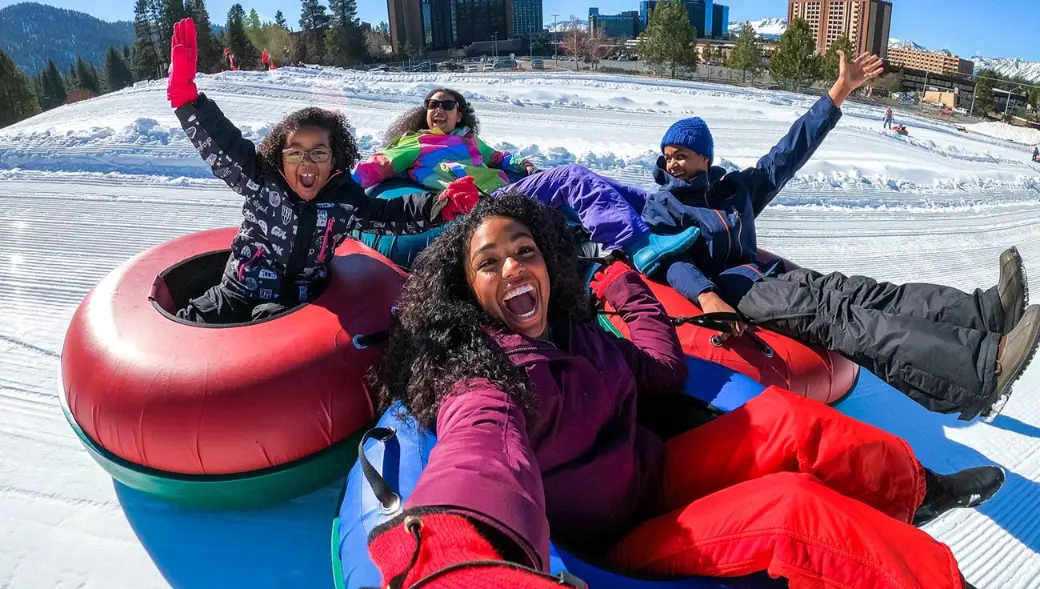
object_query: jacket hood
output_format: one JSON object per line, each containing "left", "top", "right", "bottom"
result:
{"left": 653, "top": 155, "right": 727, "bottom": 193}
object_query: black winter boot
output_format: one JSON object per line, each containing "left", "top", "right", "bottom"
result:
{"left": 998, "top": 247, "right": 1028, "bottom": 334}
{"left": 913, "top": 466, "right": 1005, "bottom": 527}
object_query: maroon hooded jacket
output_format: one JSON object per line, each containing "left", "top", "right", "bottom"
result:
{"left": 405, "top": 269, "right": 688, "bottom": 570}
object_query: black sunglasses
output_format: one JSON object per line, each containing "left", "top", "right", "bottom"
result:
{"left": 425, "top": 98, "right": 458, "bottom": 112}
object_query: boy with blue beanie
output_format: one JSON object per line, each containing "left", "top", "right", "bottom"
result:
{"left": 642, "top": 51, "right": 1038, "bottom": 423}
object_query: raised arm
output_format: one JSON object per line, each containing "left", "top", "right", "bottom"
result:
{"left": 351, "top": 134, "right": 424, "bottom": 189}
{"left": 176, "top": 95, "right": 263, "bottom": 196}
{"left": 404, "top": 379, "right": 549, "bottom": 570}
{"left": 167, "top": 18, "right": 262, "bottom": 197}
{"left": 592, "top": 263, "right": 688, "bottom": 395}
{"left": 742, "top": 52, "right": 883, "bottom": 217}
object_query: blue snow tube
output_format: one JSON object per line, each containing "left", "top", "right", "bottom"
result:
{"left": 332, "top": 358, "right": 786, "bottom": 589}
{"left": 352, "top": 172, "right": 526, "bottom": 269}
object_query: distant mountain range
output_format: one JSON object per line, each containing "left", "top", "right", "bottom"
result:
{"left": 727, "top": 17, "right": 787, "bottom": 40}
{"left": 1, "top": 2, "right": 133, "bottom": 73}
{"left": 546, "top": 17, "right": 589, "bottom": 33}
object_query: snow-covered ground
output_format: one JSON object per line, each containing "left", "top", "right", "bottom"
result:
{"left": 2, "top": 67, "right": 1040, "bottom": 589}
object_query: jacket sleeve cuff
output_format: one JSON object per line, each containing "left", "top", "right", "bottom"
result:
{"left": 816, "top": 93, "right": 843, "bottom": 123}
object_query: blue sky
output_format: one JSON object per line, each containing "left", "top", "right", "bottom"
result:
{"left": 5, "top": 0, "right": 1038, "bottom": 61}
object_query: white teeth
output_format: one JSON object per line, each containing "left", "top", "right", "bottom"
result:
{"left": 504, "top": 284, "right": 534, "bottom": 300}
{"left": 516, "top": 308, "right": 536, "bottom": 319}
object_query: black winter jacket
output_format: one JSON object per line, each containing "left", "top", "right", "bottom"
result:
{"left": 175, "top": 94, "right": 443, "bottom": 302}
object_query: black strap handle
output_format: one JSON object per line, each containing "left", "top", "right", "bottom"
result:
{"left": 358, "top": 426, "right": 402, "bottom": 515}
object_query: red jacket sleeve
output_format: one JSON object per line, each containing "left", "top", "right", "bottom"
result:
{"left": 405, "top": 379, "right": 550, "bottom": 571}
{"left": 604, "top": 270, "right": 688, "bottom": 395}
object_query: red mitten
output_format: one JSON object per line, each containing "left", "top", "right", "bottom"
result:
{"left": 168, "top": 18, "right": 199, "bottom": 109}
{"left": 590, "top": 260, "right": 633, "bottom": 302}
{"left": 369, "top": 510, "right": 585, "bottom": 589}
{"left": 524, "top": 161, "right": 539, "bottom": 176}
{"left": 438, "top": 176, "right": 480, "bottom": 220}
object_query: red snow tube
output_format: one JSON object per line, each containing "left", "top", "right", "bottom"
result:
{"left": 607, "top": 253, "right": 858, "bottom": 404}
{"left": 60, "top": 228, "right": 404, "bottom": 506}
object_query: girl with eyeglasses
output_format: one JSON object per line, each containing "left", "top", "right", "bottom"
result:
{"left": 165, "top": 19, "right": 477, "bottom": 323}
{"left": 352, "top": 88, "right": 537, "bottom": 194}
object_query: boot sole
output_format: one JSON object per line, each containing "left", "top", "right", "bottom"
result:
{"left": 982, "top": 316, "right": 1040, "bottom": 422}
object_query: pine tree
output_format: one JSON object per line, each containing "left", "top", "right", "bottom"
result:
{"left": 160, "top": 0, "right": 191, "bottom": 59}
{"left": 770, "top": 18, "right": 821, "bottom": 91}
{"left": 36, "top": 59, "right": 68, "bottom": 110}
{"left": 226, "top": 4, "right": 259, "bottom": 69}
{"left": 638, "top": 0, "right": 698, "bottom": 79}
{"left": 0, "top": 50, "right": 42, "bottom": 128}
{"left": 103, "top": 47, "right": 135, "bottom": 93}
{"left": 300, "top": 0, "right": 330, "bottom": 64}
{"left": 729, "top": 22, "right": 763, "bottom": 83}
{"left": 973, "top": 70, "right": 997, "bottom": 115}
{"left": 186, "top": 0, "right": 222, "bottom": 73}
{"left": 132, "top": 0, "right": 162, "bottom": 80}
{"left": 274, "top": 10, "right": 288, "bottom": 30}
{"left": 247, "top": 9, "right": 262, "bottom": 33}
{"left": 326, "top": 0, "right": 369, "bottom": 66}
{"left": 74, "top": 56, "right": 102, "bottom": 96}
{"left": 822, "top": 34, "right": 856, "bottom": 82}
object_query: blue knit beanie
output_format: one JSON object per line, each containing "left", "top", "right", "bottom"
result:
{"left": 660, "top": 117, "right": 714, "bottom": 164}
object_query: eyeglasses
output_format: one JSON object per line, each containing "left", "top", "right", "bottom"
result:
{"left": 282, "top": 147, "right": 331, "bottom": 164}
{"left": 424, "top": 99, "right": 458, "bottom": 112}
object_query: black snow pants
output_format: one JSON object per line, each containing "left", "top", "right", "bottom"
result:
{"left": 726, "top": 268, "right": 1003, "bottom": 420}
{"left": 177, "top": 281, "right": 291, "bottom": 324}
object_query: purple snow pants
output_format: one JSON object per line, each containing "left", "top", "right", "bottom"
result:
{"left": 493, "top": 164, "right": 651, "bottom": 251}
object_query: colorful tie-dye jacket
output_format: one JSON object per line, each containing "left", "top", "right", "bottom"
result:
{"left": 352, "top": 127, "right": 530, "bottom": 193}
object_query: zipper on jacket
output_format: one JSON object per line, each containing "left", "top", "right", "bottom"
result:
{"left": 237, "top": 245, "right": 266, "bottom": 280}
{"left": 286, "top": 201, "right": 316, "bottom": 280}
{"left": 315, "top": 217, "right": 335, "bottom": 263}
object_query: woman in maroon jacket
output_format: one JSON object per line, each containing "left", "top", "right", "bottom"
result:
{"left": 364, "top": 193, "right": 1001, "bottom": 589}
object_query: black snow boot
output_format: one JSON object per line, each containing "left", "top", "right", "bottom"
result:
{"left": 982, "top": 304, "right": 1040, "bottom": 422}
{"left": 913, "top": 466, "right": 1006, "bottom": 527}
{"left": 998, "top": 246, "right": 1028, "bottom": 334}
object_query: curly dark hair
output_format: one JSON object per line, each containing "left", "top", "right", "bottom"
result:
{"left": 370, "top": 193, "right": 593, "bottom": 428}
{"left": 257, "top": 107, "right": 361, "bottom": 176}
{"left": 382, "top": 88, "right": 480, "bottom": 147}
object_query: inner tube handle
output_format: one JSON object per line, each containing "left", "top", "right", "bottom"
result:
{"left": 358, "top": 426, "right": 402, "bottom": 515}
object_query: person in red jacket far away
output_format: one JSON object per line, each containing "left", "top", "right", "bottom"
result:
{"left": 364, "top": 193, "right": 1002, "bottom": 589}
{"left": 261, "top": 48, "right": 271, "bottom": 70}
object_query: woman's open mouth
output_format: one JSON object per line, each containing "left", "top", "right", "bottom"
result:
{"left": 299, "top": 173, "right": 317, "bottom": 189}
{"left": 503, "top": 283, "right": 539, "bottom": 321}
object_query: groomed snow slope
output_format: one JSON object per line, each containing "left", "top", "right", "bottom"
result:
{"left": 2, "top": 67, "right": 1040, "bottom": 589}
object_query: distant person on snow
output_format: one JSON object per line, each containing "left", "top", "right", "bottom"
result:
{"left": 261, "top": 48, "right": 271, "bottom": 70}
{"left": 884, "top": 106, "right": 894, "bottom": 129}
{"left": 165, "top": 18, "right": 476, "bottom": 323}
{"left": 1033, "top": 146, "right": 1038, "bottom": 162}
{"left": 222, "top": 47, "right": 237, "bottom": 71}
{"left": 494, "top": 51, "right": 1040, "bottom": 423}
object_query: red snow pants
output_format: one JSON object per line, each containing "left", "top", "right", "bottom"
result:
{"left": 610, "top": 387, "right": 965, "bottom": 589}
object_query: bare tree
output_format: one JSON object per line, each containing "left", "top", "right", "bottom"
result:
{"left": 584, "top": 29, "right": 612, "bottom": 69}
{"left": 560, "top": 25, "right": 588, "bottom": 70}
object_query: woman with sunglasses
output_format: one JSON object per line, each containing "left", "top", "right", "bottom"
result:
{"left": 352, "top": 88, "right": 536, "bottom": 194}
{"left": 164, "top": 19, "right": 476, "bottom": 323}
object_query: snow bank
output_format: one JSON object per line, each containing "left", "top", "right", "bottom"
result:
{"left": 967, "top": 122, "right": 1040, "bottom": 146}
